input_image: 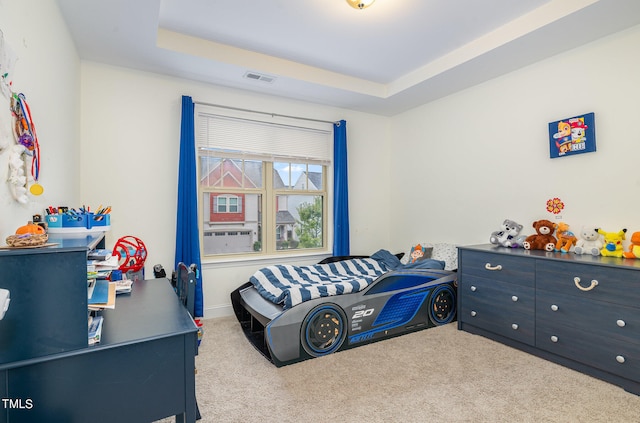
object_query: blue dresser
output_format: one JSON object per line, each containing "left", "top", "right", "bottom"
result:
{"left": 458, "top": 244, "right": 640, "bottom": 395}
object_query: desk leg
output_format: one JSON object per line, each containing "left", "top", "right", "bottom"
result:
{"left": 177, "top": 332, "right": 197, "bottom": 423}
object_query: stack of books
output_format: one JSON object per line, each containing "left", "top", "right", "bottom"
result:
{"left": 87, "top": 252, "right": 120, "bottom": 280}
{"left": 88, "top": 248, "right": 112, "bottom": 261}
{"left": 88, "top": 279, "right": 116, "bottom": 311}
{"left": 88, "top": 315, "right": 103, "bottom": 345}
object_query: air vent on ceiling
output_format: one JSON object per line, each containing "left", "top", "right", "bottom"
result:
{"left": 243, "top": 71, "right": 276, "bottom": 84}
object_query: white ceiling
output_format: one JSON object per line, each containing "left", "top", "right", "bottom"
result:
{"left": 55, "top": 0, "right": 640, "bottom": 116}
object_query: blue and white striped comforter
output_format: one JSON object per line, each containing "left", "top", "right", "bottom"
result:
{"left": 250, "top": 258, "right": 389, "bottom": 309}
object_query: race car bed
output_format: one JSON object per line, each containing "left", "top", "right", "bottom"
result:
{"left": 230, "top": 249, "right": 457, "bottom": 367}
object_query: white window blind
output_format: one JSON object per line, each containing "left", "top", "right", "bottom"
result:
{"left": 196, "top": 106, "right": 333, "bottom": 165}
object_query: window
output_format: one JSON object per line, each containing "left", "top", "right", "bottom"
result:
{"left": 214, "top": 195, "right": 241, "bottom": 213}
{"left": 196, "top": 106, "right": 333, "bottom": 258}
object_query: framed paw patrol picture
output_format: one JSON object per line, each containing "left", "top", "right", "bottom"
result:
{"left": 548, "top": 112, "right": 596, "bottom": 159}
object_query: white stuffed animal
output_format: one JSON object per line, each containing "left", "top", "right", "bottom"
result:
{"left": 490, "top": 219, "right": 525, "bottom": 248}
{"left": 8, "top": 144, "right": 28, "bottom": 204}
{"left": 574, "top": 226, "right": 603, "bottom": 256}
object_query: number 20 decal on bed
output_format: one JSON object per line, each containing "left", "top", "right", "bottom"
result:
{"left": 352, "top": 307, "right": 374, "bottom": 319}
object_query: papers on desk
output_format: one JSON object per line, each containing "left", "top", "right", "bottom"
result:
{"left": 88, "top": 255, "right": 120, "bottom": 276}
{"left": 114, "top": 279, "right": 133, "bottom": 294}
{"left": 87, "top": 269, "right": 113, "bottom": 280}
{"left": 96, "top": 255, "right": 119, "bottom": 268}
{"left": 88, "top": 280, "right": 116, "bottom": 310}
{"left": 88, "top": 249, "right": 112, "bottom": 261}
{"left": 88, "top": 315, "right": 103, "bottom": 345}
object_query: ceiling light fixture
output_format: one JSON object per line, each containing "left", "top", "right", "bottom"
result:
{"left": 346, "top": 0, "right": 375, "bottom": 10}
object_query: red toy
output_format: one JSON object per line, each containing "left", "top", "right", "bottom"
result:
{"left": 113, "top": 236, "right": 147, "bottom": 273}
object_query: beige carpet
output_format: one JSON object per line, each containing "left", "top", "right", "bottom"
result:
{"left": 159, "top": 317, "right": 640, "bottom": 423}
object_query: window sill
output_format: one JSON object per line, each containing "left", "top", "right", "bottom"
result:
{"left": 201, "top": 250, "right": 332, "bottom": 269}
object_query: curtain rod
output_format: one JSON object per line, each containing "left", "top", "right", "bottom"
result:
{"left": 193, "top": 100, "right": 340, "bottom": 126}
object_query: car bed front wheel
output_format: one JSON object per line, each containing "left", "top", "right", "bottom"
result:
{"left": 301, "top": 304, "right": 347, "bottom": 357}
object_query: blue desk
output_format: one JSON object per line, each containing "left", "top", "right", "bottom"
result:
{"left": 0, "top": 234, "right": 106, "bottom": 365}
{"left": 0, "top": 279, "right": 198, "bottom": 423}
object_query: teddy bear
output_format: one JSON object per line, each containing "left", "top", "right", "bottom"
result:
{"left": 523, "top": 219, "right": 557, "bottom": 251}
{"left": 554, "top": 222, "right": 577, "bottom": 253}
{"left": 573, "top": 226, "right": 603, "bottom": 256}
{"left": 597, "top": 228, "right": 627, "bottom": 258}
{"left": 490, "top": 219, "right": 525, "bottom": 248}
{"left": 623, "top": 232, "right": 640, "bottom": 259}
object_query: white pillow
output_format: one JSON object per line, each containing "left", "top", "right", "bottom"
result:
{"left": 430, "top": 243, "right": 458, "bottom": 271}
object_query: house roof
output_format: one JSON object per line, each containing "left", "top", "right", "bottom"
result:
{"left": 276, "top": 210, "right": 296, "bottom": 225}
{"left": 202, "top": 159, "right": 289, "bottom": 190}
{"left": 307, "top": 172, "right": 322, "bottom": 190}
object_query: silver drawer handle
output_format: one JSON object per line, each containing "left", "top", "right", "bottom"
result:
{"left": 617, "top": 320, "right": 626, "bottom": 328}
{"left": 511, "top": 296, "right": 518, "bottom": 302}
{"left": 470, "top": 286, "right": 477, "bottom": 292}
{"left": 551, "top": 304, "right": 559, "bottom": 312}
{"left": 550, "top": 336, "right": 558, "bottom": 343}
{"left": 574, "top": 277, "right": 598, "bottom": 291}
{"left": 485, "top": 263, "right": 502, "bottom": 271}
{"left": 470, "top": 311, "right": 477, "bottom": 317}
{"left": 616, "top": 355, "right": 626, "bottom": 364}
{"left": 511, "top": 323, "right": 519, "bottom": 330}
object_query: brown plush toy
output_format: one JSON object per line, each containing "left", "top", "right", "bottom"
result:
{"left": 523, "top": 219, "right": 557, "bottom": 251}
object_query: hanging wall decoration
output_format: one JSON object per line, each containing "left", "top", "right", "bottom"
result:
{"left": 1, "top": 28, "right": 44, "bottom": 202}
{"left": 548, "top": 112, "right": 596, "bottom": 159}
{"left": 546, "top": 197, "right": 565, "bottom": 217}
{"left": 11, "top": 93, "right": 43, "bottom": 196}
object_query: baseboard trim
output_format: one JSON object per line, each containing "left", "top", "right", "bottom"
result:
{"left": 203, "top": 304, "right": 234, "bottom": 319}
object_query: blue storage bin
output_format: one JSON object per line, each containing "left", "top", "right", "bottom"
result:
{"left": 92, "top": 214, "right": 111, "bottom": 227}
{"left": 45, "top": 212, "right": 110, "bottom": 233}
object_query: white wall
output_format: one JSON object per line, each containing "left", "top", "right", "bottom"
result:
{"left": 79, "top": 63, "right": 392, "bottom": 317}
{"left": 389, "top": 24, "right": 640, "bottom": 253}
{"left": 6, "top": 1, "right": 640, "bottom": 319}
{"left": 0, "top": 0, "right": 80, "bottom": 239}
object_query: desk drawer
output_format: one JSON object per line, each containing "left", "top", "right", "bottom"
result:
{"left": 460, "top": 278, "right": 534, "bottom": 346}
{"left": 537, "top": 290, "right": 640, "bottom": 347}
{"left": 459, "top": 250, "right": 534, "bottom": 287}
{"left": 537, "top": 322, "right": 640, "bottom": 382}
{"left": 536, "top": 260, "right": 640, "bottom": 307}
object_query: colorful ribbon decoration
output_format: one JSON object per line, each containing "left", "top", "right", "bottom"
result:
{"left": 14, "top": 93, "right": 40, "bottom": 182}
{"left": 10, "top": 92, "right": 42, "bottom": 196}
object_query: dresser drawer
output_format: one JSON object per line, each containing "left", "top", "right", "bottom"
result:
{"left": 460, "top": 278, "right": 535, "bottom": 346}
{"left": 537, "top": 322, "right": 640, "bottom": 382}
{"left": 459, "top": 250, "right": 534, "bottom": 287}
{"left": 537, "top": 260, "right": 640, "bottom": 307}
{"left": 537, "top": 290, "right": 640, "bottom": 347}
{"left": 461, "top": 277, "right": 534, "bottom": 316}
